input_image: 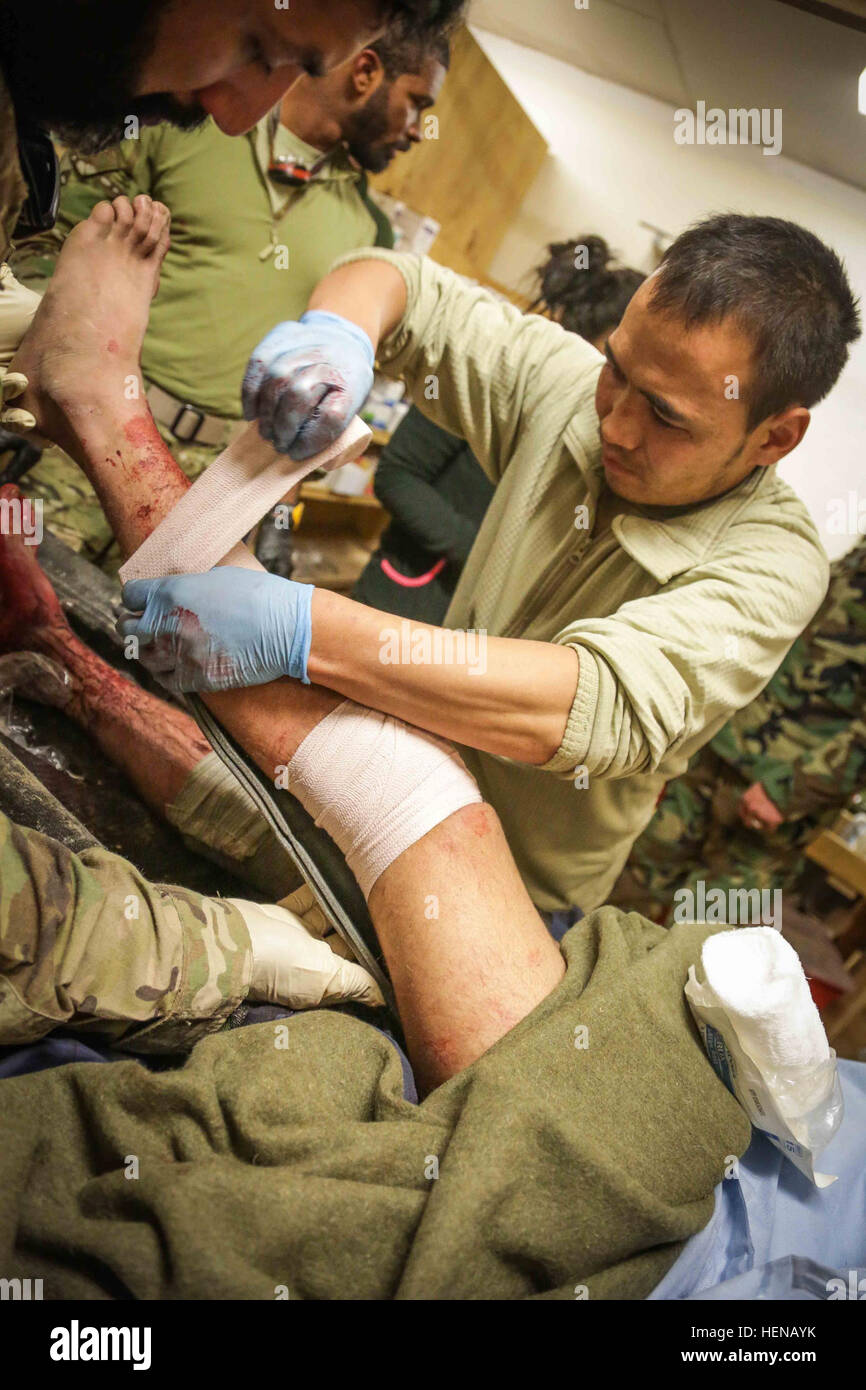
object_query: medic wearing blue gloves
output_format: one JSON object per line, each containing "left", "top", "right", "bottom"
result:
{"left": 120, "top": 229, "right": 839, "bottom": 919}
{"left": 120, "top": 568, "right": 315, "bottom": 693}
{"left": 120, "top": 307, "right": 376, "bottom": 691}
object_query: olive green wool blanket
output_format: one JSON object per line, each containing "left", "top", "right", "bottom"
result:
{"left": 0, "top": 911, "right": 750, "bottom": 1299}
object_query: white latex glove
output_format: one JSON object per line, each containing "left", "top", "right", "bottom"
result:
{"left": 231, "top": 898, "right": 384, "bottom": 1010}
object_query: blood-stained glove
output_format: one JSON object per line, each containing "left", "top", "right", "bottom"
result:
{"left": 119, "top": 568, "right": 313, "bottom": 693}
{"left": 241, "top": 309, "right": 374, "bottom": 460}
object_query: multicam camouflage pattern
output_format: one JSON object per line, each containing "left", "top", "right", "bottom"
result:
{"left": 0, "top": 810, "right": 253, "bottom": 1052}
{"left": 612, "top": 539, "right": 866, "bottom": 922}
{"left": 0, "top": 70, "right": 28, "bottom": 263}
{"left": 11, "top": 143, "right": 141, "bottom": 285}
{"left": 19, "top": 424, "right": 220, "bottom": 575}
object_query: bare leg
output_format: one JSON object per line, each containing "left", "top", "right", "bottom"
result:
{"left": 0, "top": 484, "right": 210, "bottom": 813}
{"left": 13, "top": 198, "right": 565, "bottom": 1089}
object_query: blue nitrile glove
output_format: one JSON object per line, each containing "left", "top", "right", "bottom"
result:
{"left": 118, "top": 570, "right": 314, "bottom": 694}
{"left": 242, "top": 309, "right": 375, "bottom": 460}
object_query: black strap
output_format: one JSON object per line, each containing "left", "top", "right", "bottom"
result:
{"left": 13, "top": 121, "right": 59, "bottom": 238}
{"left": 188, "top": 696, "right": 394, "bottom": 1010}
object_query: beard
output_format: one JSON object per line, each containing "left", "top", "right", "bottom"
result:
{"left": 342, "top": 85, "right": 397, "bottom": 175}
{"left": 0, "top": 0, "right": 207, "bottom": 153}
{"left": 52, "top": 95, "right": 208, "bottom": 156}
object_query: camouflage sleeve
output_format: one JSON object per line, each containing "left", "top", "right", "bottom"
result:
{"left": 709, "top": 636, "right": 812, "bottom": 777}
{"left": 761, "top": 716, "right": 866, "bottom": 821}
{"left": 0, "top": 812, "right": 253, "bottom": 1055}
{"left": 712, "top": 549, "right": 866, "bottom": 816}
{"left": 10, "top": 137, "right": 152, "bottom": 288}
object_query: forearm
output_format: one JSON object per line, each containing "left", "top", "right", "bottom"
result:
{"left": 309, "top": 588, "right": 579, "bottom": 764}
{"left": 307, "top": 259, "right": 407, "bottom": 356}
{"left": 76, "top": 396, "right": 550, "bottom": 775}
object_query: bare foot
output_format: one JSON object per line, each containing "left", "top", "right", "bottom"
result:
{"left": 10, "top": 195, "right": 170, "bottom": 453}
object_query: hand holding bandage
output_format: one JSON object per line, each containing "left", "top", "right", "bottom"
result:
{"left": 242, "top": 310, "right": 375, "bottom": 458}
{"left": 119, "top": 569, "right": 313, "bottom": 693}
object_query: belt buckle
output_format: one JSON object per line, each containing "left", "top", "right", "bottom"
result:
{"left": 170, "top": 402, "right": 206, "bottom": 443}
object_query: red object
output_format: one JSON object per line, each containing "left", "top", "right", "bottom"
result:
{"left": 380, "top": 556, "right": 447, "bottom": 588}
{"left": 268, "top": 157, "right": 314, "bottom": 185}
{"left": 809, "top": 977, "right": 842, "bottom": 1011}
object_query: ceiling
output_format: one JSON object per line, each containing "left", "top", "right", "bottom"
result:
{"left": 467, "top": 0, "right": 866, "bottom": 191}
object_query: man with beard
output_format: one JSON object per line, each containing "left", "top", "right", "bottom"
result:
{"left": 339, "top": 28, "right": 446, "bottom": 175}
{"left": 0, "top": 0, "right": 460, "bottom": 1017}
{"left": 11, "top": 26, "right": 449, "bottom": 567}
{"left": 0, "top": 0, "right": 456, "bottom": 402}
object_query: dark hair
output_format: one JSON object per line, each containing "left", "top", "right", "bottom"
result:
{"left": 531, "top": 235, "right": 644, "bottom": 344}
{"left": 0, "top": 1, "right": 167, "bottom": 111}
{"left": 0, "top": 0, "right": 197, "bottom": 149}
{"left": 650, "top": 213, "right": 861, "bottom": 429}
{"left": 371, "top": 30, "right": 451, "bottom": 79}
{"left": 381, "top": 0, "right": 463, "bottom": 40}
{"left": 0, "top": 0, "right": 463, "bottom": 151}
{"left": 371, "top": 4, "right": 459, "bottom": 79}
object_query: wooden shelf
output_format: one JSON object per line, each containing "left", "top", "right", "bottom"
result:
{"left": 299, "top": 481, "right": 383, "bottom": 510}
{"left": 805, "top": 829, "right": 866, "bottom": 897}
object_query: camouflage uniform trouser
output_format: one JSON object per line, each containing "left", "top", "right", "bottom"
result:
{"left": 608, "top": 746, "right": 807, "bottom": 926}
{"left": 0, "top": 808, "right": 252, "bottom": 1053}
{"left": 20, "top": 421, "right": 223, "bottom": 576}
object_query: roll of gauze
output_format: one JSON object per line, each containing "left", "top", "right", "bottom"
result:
{"left": 119, "top": 416, "right": 372, "bottom": 583}
{"left": 700, "top": 927, "right": 830, "bottom": 1072}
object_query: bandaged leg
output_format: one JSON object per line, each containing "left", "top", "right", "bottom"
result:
{"left": 284, "top": 701, "right": 483, "bottom": 897}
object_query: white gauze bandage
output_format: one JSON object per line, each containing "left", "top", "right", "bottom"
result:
{"left": 119, "top": 416, "right": 371, "bottom": 583}
{"left": 284, "top": 700, "right": 483, "bottom": 897}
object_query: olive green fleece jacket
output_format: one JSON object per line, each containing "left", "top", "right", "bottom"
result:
{"left": 334, "top": 249, "right": 829, "bottom": 912}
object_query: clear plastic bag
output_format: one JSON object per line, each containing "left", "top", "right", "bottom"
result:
{"left": 686, "top": 966, "right": 844, "bottom": 1187}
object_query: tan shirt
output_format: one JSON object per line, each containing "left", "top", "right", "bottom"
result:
{"left": 13, "top": 117, "right": 391, "bottom": 415}
{"left": 0, "top": 69, "right": 38, "bottom": 365}
{"left": 334, "top": 248, "right": 830, "bottom": 912}
{"left": 0, "top": 68, "right": 27, "bottom": 262}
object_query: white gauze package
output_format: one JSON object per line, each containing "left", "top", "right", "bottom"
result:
{"left": 685, "top": 927, "right": 843, "bottom": 1187}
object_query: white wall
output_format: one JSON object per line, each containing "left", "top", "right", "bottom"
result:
{"left": 473, "top": 27, "right": 866, "bottom": 559}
